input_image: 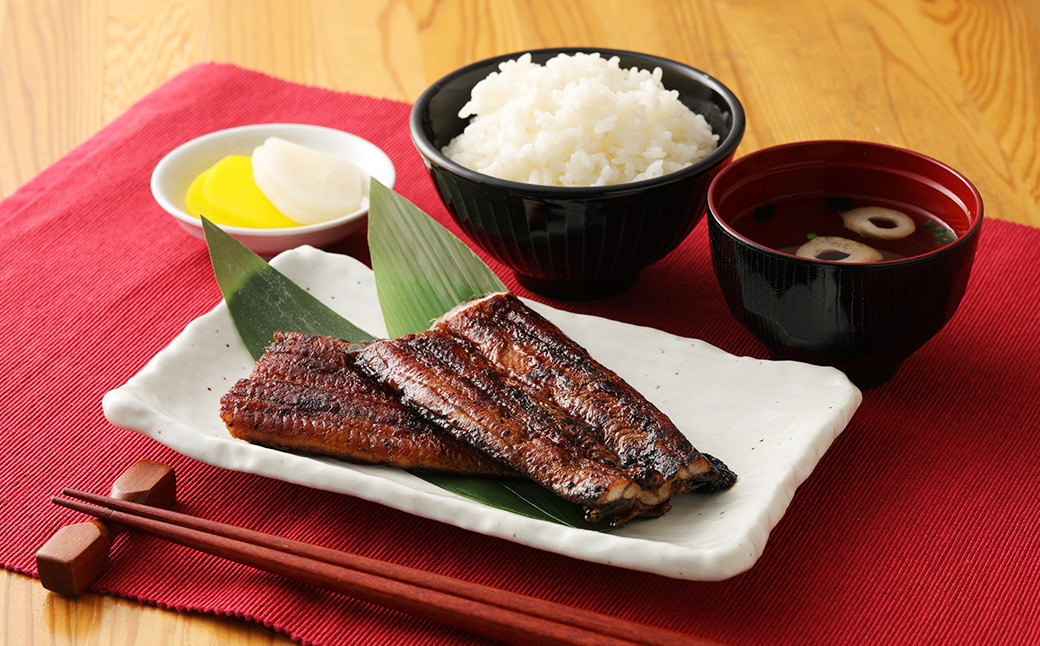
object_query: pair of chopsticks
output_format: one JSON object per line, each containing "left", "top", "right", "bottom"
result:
{"left": 53, "top": 490, "right": 715, "bottom": 646}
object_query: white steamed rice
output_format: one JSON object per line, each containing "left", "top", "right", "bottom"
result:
{"left": 441, "top": 52, "right": 718, "bottom": 187}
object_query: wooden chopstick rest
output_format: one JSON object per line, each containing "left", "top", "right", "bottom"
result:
{"left": 35, "top": 459, "right": 175, "bottom": 595}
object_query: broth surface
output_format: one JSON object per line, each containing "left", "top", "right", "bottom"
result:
{"left": 730, "top": 195, "right": 957, "bottom": 261}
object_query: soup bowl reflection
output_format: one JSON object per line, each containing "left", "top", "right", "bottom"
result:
{"left": 706, "top": 140, "right": 983, "bottom": 389}
{"left": 410, "top": 47, "right": 745, "bottom": 301}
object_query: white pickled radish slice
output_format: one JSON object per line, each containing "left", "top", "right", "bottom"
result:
{"left": 252, "top": 137, "right": 365, "bottom": 225}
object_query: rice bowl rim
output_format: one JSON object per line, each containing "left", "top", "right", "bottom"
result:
{"left": 410, "top": 47, "right": 746, "bottom": 197}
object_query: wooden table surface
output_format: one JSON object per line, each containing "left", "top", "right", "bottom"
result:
{"left": 1, "top": 0, "right": 1037, "bottom": 644}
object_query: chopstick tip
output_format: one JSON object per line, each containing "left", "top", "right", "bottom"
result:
{"left": 51, "top": 495, "right": 73, "bottom": 509}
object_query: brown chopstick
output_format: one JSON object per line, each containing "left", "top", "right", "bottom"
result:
{"left": 53, "top": 489, "right": 715, "bottom": 646}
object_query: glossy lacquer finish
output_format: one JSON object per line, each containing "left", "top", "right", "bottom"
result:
{"left": 411, "top": 48, "right": 745, "bottom": 300}
{"left": 707, "top": 141, "right": 983, "bottom": 388}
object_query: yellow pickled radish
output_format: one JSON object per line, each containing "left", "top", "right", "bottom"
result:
{"left": 251, "top": 137, "right": 365, "bottom": 225}
{"left": 185, "top": 156, "right": 299, "bottom": 228}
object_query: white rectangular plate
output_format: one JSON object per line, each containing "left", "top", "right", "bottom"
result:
{"left": 103, "top": 246, "right": 861, "bottom": 580}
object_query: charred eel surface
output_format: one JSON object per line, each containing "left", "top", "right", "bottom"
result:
{"left": 434, "top": 293, "right": 727, "bottom": 497}
{"left": 355, "top": 330, "right": 661, "bottom": 526}
{"left": 220, "top": 332, "right": 515, "bottom": 476}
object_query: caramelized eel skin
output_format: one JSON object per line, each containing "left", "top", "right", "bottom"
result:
{"left": 356, "top": 330, "right": 657, "bottom": 525}
{"left": 220, "top": 332, "right": 515, "bottom": 476}
{"left": 435, "top": 293, "right": 717, "bottom": 495}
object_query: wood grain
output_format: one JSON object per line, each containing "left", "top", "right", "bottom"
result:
{"left": 2, "top": 0, "right": 1038, "bottom": 644}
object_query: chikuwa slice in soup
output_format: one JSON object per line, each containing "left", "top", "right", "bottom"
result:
{"left": 729, "top": 195, "right": 958, "bottom": 263}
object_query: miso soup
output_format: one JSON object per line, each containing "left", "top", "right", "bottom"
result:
{"left": 730, "top": 195, "right": 957, "bottom": 262}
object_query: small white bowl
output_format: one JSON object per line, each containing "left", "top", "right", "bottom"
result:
{"left": 151, "top": 123, "right": 396, "bottom": 256}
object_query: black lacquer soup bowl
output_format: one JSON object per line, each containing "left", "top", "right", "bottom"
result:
{"left": 707, "top": 140, "right": 983, "bottom": 388}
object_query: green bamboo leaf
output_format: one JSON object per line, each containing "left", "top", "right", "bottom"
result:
{"left": 202, "top": 217, "right": 374, "bottom": 359}
{"left": 367, "top": 179, "right": 505, "bottom": 338}
{"left": 419, "top": 474, "right": 613, "bottom": 529}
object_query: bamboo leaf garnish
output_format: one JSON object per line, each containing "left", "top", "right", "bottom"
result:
{"left": 418, "top": 475, "right": 610, "bottom": 529}
{"left": 202, "top": 217, "right": 374, "bottom": 359}
{"left": 368, "top": 180, "right": 505, "bottom": 338}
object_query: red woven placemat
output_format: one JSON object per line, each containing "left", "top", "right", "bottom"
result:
{"left": 1, "top": 63, "right": 1037, "bottom": 645}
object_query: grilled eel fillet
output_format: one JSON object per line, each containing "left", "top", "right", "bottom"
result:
{"left": 222, "top": 296, "right": 733, "bottom": 526}
{"left": 432, "top": 293, "right": 722, "bottom": 501}
{"left": 219, "top": 331, "right": 515, "bottom": 476}
{"left": 356, "top": 330, "right": 662, "bottom": 526}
